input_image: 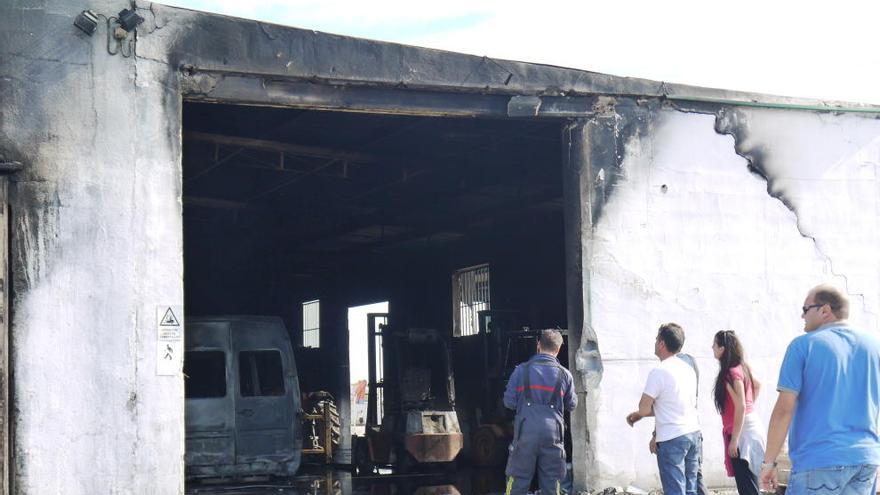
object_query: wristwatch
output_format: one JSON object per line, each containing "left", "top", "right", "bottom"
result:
{"left": 761, "top": 460, "right": 778, "bottom": 470}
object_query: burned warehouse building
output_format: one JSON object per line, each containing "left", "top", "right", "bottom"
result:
{"left": 2, "top": 1, "right": 880, "bottom": 493}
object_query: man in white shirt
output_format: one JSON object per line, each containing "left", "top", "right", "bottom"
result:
{"left": 627, "top": 323, "right": 702, "bottom": 495}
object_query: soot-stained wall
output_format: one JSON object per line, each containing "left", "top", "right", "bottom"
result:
{"left": 0, "top": 1, "right": 186, "bottom": 492}
{"left": 588, "top": 104, "right": 880, "bottom": 488}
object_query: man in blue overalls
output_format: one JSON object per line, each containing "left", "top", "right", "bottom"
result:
{"left": 503, "top": 329, "right": 578, "bottom": 495}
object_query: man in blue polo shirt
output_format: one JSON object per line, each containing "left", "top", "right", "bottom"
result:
{"left": 760, "top": 284, "right": 880, "bottom": 494}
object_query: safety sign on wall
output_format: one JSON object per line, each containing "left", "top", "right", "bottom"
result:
{"left": 157, "top": 305, "right": 183, "bottom": 376}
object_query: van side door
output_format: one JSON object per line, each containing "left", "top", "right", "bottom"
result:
{"left": 232, "top": 320, "right": 297, "bottom": 468}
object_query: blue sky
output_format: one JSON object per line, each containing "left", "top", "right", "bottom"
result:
{"left": 161, "top": 0, "right": 880, "bottom": 104}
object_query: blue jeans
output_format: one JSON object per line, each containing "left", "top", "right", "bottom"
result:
{"left": 656, "top": 431, "right": 701, "bottom": 495}
{"left": 787, "top": 464, "right": 878, "bottom": 495}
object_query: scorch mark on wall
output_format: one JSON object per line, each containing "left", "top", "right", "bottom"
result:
{"left": 713, "top": 107, "right": 869, "bottom": 308}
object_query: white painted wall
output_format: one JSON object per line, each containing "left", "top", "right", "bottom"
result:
{"left": 590, "top": 108, "right": 880, "bottom": 488}
{"left": 2, "top": 1, "right": 186, "bottom": 493}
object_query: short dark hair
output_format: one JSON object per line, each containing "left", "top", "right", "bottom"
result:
{"left": 657, "top": 323, "right": 685, "bottom": 353}
{"left": 538, "top": 329, "right": 563, "bottom": 352}
{"left": 812, "top": 284, "right": 849, "bottom": 320}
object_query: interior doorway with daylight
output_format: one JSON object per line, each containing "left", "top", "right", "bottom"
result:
{"left": 348, "top": 302, "right": 388, "bottom": 436}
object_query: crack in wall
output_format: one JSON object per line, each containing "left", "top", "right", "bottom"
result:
{"left": 139, "top": 3, "right": 168, "bottom": 33}
{"left": 258, "top": 21, "right": 280, "bottom": 41}
{"left": 135, "top": 53, "right": 171, "bottom": 66}
{"left": 89, "top": 42, "right": 99, "bottom": 151}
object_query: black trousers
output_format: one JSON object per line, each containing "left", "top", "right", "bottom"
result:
{"left": 731, "top": 457, "right": 759, "bottom": 495}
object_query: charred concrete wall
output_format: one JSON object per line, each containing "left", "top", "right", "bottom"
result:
{"left": 587, "top": 101, "right": 880, "bottom": 488}
{"left": 0, "top": 0, "right": 186, "bottom": 492}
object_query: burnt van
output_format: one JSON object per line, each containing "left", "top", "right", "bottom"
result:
{"left": 184, "top": 316, "right": 303, "bottom": 479}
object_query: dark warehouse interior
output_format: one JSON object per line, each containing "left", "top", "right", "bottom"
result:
{"left": 181, "top": 101, "right": 571, "bottom": 478}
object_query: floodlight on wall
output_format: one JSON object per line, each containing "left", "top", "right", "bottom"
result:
{"left": 74, "top": 10, "right": 99, "bottom": 36}
{"left": 72, "top": 7, "right": 143, "bottom": 58}
{"left": 117, "top": 8, "right": 144, "bottom": 32}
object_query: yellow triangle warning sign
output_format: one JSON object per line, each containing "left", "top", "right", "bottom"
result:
{"left": 160, "top": 307, "right": 180, "bottom": 326}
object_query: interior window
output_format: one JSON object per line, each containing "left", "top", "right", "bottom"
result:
{"left": 452, "top": 263, "right": 491, "bottom": 337}
{"left": 302, "top": 299, "right": 320, "bottom": 348}
{"left": 184, "top": 351, "right": 227, "bottom": 398}
{"left": 239, "top": 350, "right": 286, "bottom": 396}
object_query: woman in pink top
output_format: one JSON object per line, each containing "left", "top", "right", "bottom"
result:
{"left": 712, "top": 330, "right": 765, "bottom": 495}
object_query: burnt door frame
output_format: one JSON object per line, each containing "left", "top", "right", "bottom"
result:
{"left": 562, "top": 118, "right": 609, "bottom": 491}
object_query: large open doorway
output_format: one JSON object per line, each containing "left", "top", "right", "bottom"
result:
{"left": 181, "top": 100, "right": 568, "bottom": 486}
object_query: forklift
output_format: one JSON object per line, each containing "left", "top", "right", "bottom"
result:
{"left": 353, "top": 313, "right": 463, "bottom": 474}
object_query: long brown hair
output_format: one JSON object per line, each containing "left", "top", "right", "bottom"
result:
{"left": 713, "top": 330, "right": 752, "bottom": 413}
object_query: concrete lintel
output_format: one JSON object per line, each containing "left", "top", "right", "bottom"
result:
{"left": 181, "top": 72, "right": 602, "bottom": 119}
{"left": 181, "top": 72, "right": 511, "bottom": 117}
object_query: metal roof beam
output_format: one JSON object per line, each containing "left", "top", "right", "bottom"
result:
{"left": 184, "top": 131, "right": 377, "bottom": 164}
